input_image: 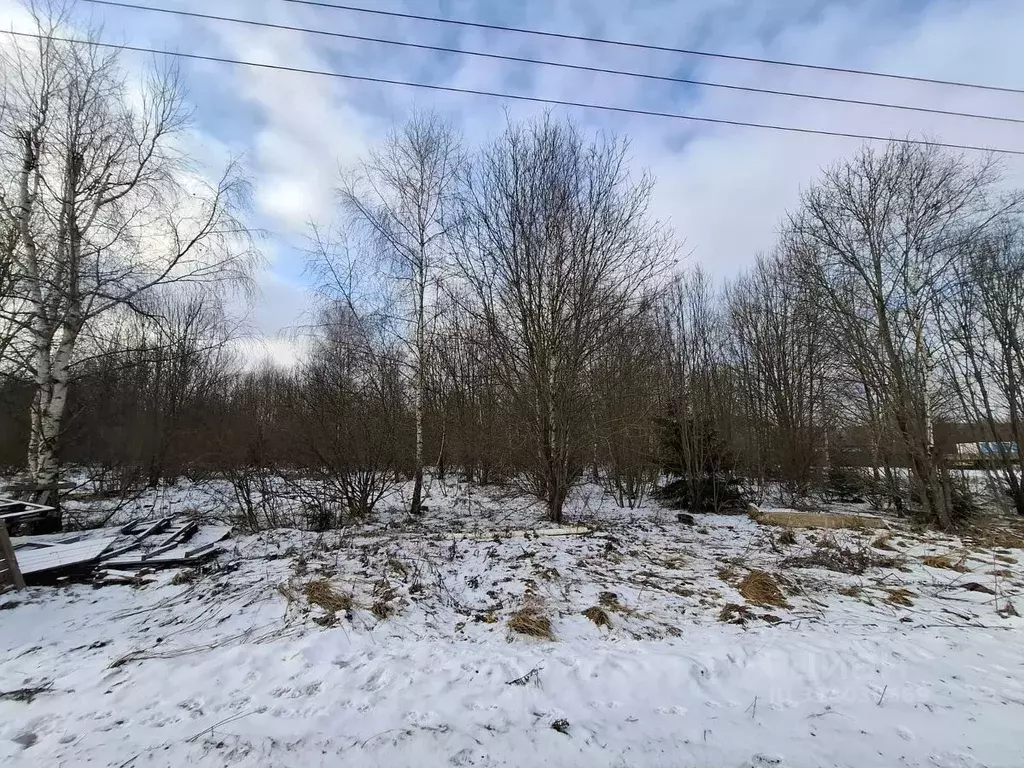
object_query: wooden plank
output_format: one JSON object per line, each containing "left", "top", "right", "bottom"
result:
{"left": 2, "top": 482, "right": 75, "bottom": 493}
{"left": 16, "top": 536, "right": 118, "bottom": 576}
{"left": 135, "top": 518, "right": 171, "bottom": 540}
{"left": 98, "top": 540, "right": 142, "bottom": 561}
{"left": 0, "top": 508, "right": 46, "bottom": 521}
{"left": 102, "top": 545, "right": 223, "bottom": 569}
{"left": 184, "top": 542, "right": 217, "bottom": 559}
{"left": 163, "top": 520, "right": 199, "bottom": 546}
{"left": 0, "top": 523, "right": 26, "bottom": 591}
{"left": 142, "top": 539, "right": 180, "bottom": 560}
{"left": 99, "top": 517, "right": 172, "bottom": 563}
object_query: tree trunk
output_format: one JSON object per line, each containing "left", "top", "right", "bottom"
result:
{"left": 410, "top": 261, "right": 427, "bottom": 516}
{"left": 26, "top": 325, "right": 77, "bottom": 533}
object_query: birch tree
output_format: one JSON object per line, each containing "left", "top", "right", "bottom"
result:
{"left": 338, "top": 111, "right": 462, "bottom": 516}
{"left": 0, "top": 8, "right": 254, "bottom": 530}
{"left": 457, "top": 115, "right": 671, "bottom": 523}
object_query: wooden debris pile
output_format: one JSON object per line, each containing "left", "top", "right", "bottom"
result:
{"left": 6, "top": 513, "right": 231, "bottom": 586}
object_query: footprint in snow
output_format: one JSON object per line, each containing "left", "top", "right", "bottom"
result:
{"left": 690, "top": 664, "right": 711, "bottom": 682}
{"left": 361, "top": 669, "right": 389, "bottom": 692}
{"left": 654, "top": 705, "right": 687, "bottom": 715}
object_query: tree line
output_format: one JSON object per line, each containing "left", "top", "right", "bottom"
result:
{"left": 2, "top": 7, "right": 1023, "bottom": 531}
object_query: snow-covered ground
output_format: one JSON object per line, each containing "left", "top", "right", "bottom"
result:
{"left": 2, "top": 479, "right": 1023, "bottom": 767}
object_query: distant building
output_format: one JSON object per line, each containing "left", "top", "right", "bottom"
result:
{"left": 830, "top": 421, "right": 1019, "bottom": 468}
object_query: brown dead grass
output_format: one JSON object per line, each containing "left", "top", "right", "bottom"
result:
{"left": 306, "top": 579, "right": 353, "bottom": 614}
{"left": 886, "top": 588, "right": 916, "bottom": 607}
{"left": 753, "top": 510, "right": 887, "bottom": 531}
{"left": 838, "top": 585, "right": 862, "bottom": 598}
{"left": 998, "top": 601, "right": 1019, "bottom": 618}
{"left": 170, "top": 568, "right": 202, "bottom": 586}
{"left": 583, "top": 606, "right": 612, "bottom": 629}
{"left": 536, "top": 566, "right": 560, "bottom": 582}
{"left": 989, "top": 569, "right": 1015, "bottom": 578}
{"left": 370, "top": 578, "right": 398, "bottom": 620}
{"left": 508, "top": 604, "right": 555, "bottom": 640}
{"left": 777, "top": 529, "right": 797, "bottom": 547}
{"left": 971, "top": 531, "right": 1024, "bottom": 550}
{"left": 717, "top": 566, "right": 739, "bottom": 585}
{"left": 598, "top": 591, "right": 629, "bottom": 613}
{"left": 781, "top": 538, "right": 900, "bottom": 575}
{"left": 718, "top": 603, "right": 754, "bottom": 624}
{"left": 871, "top": 534, "right": 896, "bottom": 551}
{"left": 659, "top": 556, "right": 688, "bottom": 570}
{"left": 995, "top": 554, "right": 1019, "bottom": 564}
{"left": 921, "top": 553, "right": 969, "bottom": 572}
{"left": 738, "top": 570, "right": 788, "bottom": 608}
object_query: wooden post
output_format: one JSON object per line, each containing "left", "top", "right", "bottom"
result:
{"left": 0, "top": 522, "right": 25, "bottom": 591}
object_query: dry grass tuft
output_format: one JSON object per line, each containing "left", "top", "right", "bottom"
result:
{"left": 599, "top": 591, "right": 622, "bottom": 609}
{"left": 170, "top": 568, "right": 202, "bottom": 586}
{"left": 659, "top": 556, "right": 688, "bottom": 570}
{"left": 717, "top": 566, "right": 739, "bottom": 585}
{"left": 738, "top": 570, "right": 788, "bottom": 608}
{"left": 838, "top": 585, "right": 862, "bottom": 598}
{"left": 753, "top": 510, "right": 887, "bottom": 531}
{"left": 886, "top": 588, "right": 916, "bottom": 607}
{"left": 0, "top": 682, "right": 53, "bottom": 703}
{"left": 536, "top": 566, "right": 561, "bottom": 582}
{"left": 989, "top": 569, "right": 1015, "bottom": 578}
{"left": 871, "top": 534, "right": 896, "bottom": 551}
{"left": 777, "top": 528, "right": 797, "bottom": 547}
{"left": 718, "top": 603, "right": 754, "bottom": 624}
{"left": 508, "top": 604, "right": 555, "bottom": 641}
{"left": 386, "top": 557, "right": 409, "bottom": 577}
{"left": 305, "top": 579, "right": 353, "bottom": 614}
{"left": 998, "top": 601, "right": 1019, "bottom": 618}
{"left": 370, "top": 578, "right": 398, "bottom": 620}
{"left": 781, "top": 538, "right": 900, "bottom": 575}
{"left": 971, "top": 531, "right": 1024, "bottom": 550}
{"left": 583, "top": 606, "right": 612, "bottom": 629}
{"left": 277, "top": 582, "right": 301, "bottom": 605}
{"left": 921, "top": 553, "right": 969, "bottom": 572}
{"left": 995, "top": 554, "right": 1019, "bottom": 564}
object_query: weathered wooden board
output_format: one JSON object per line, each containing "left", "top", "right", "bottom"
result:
{"left": 16, "top": 536, "right": 118, "bottom": 576}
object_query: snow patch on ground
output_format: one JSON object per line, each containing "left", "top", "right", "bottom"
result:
{"left": 2, "top": 481, "right": 1023, "bottom": 767}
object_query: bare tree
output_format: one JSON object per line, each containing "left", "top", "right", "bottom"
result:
{"left": 727, "top": 252, "right": 832, "bottom": 502}
{"left": 429, "top": 291, "right": 506, "bottom": 484}
{"left": 0, "top": 7, "right": 254, "bottom": 529}
{"left": 338, "top": 111, "right": 463, "bottom": 516}
{"left": 789, "top": 142, "right": 1016, "bottom": 527}
{"left": 287, "top": 301, "right": 405, "bottom": 525}
{"left": 590, "top": 310, "right": 662, "bottom": 508}
{"left": 939, "top": 221, "right": 1024, "bottom": 514}
{"left": 660, "top": 268, "right": 742, "bottom": 511}
{"left": 457, "top": 115, "right": 671, "bottom": 523}
{"left": 65, "top": 289, "right": 237, "bottom": 494}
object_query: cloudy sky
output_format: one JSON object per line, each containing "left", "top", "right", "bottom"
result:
{"left": 4, "top": 0, "right": 1023, "bottom": 364}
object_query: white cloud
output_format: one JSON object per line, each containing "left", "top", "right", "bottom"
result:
{"left": 6, "top": 0, "right": 1022, "bottom": 348}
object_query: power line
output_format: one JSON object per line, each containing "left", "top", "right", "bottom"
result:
{"left": 82, "top": 0, "right": 1024, "bottom": 127}
{"left": 281, "top": 0, "right": 1024, "bottom": 96}
{"left": 8, "top": 30, "right": 1024, "bottom": 157}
